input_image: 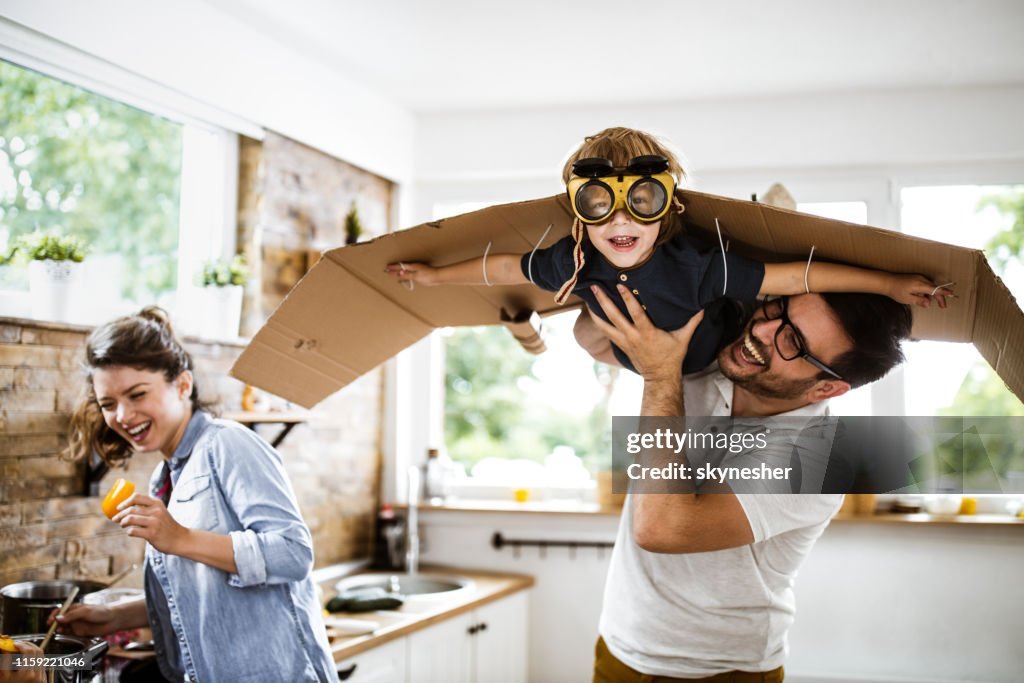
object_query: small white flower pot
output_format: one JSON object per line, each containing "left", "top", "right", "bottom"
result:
{"left": 197, "top": 284, "right": 243, "bottom": 339}
{"left": 28, "top": 259, "right": 85, "bottom": 323}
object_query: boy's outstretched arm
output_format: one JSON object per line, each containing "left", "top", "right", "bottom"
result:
{"left": 385, "top": 254, "right": 529, "bottom": 287}
{"left": 759, "top": 262, "right": 953, "bottom": 308}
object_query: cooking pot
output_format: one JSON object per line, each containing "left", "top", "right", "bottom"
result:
{"left": 0, "top": 580, "right": 106, "bottom": 634}
{"left": 7, "top": 633, "right": 108, "bottom": 683}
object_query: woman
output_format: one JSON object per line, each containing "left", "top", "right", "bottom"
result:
{"left": 58, "top": 307, "right": 335, "bottom": 682}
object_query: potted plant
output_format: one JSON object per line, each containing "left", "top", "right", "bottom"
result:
{"left": 18, "top": 231, "right": 88, "bottom": 323}
{"left": 344, "top": 201, "right": 364, "bottom": 245}
{"left": 196, "top": 254, "right": 248, "bottom": 339}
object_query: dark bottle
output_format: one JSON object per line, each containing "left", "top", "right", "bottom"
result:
{"left": 371, "top": 503, "right": 406, "bottom": 570}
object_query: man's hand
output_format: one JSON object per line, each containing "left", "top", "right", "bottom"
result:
{"left": 587, "top": 284, "right": 704, "bottom": 382}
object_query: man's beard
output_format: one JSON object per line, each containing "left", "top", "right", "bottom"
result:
{"left": 717, "top": 335, "right": 819, "bottom": 401}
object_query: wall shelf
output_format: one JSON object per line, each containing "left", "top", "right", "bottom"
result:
{"left": 222, "top": 411, "right": 310, "bottom": 447}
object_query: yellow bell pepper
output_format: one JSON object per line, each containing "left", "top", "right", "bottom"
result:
{"left": 101, "top": 478, "right": 136, "bottom": 519}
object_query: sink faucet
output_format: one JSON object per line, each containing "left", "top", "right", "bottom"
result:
{"left": 405, "top": 465, "right": 420, "bottom": 575}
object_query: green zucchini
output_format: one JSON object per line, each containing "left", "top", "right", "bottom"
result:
{"left": 326, "top": 588, "right": 404, "bottom": 613}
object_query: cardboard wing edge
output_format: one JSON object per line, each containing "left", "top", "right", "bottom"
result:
{"left": 972, "top": 257, "right": 1024, "bottom": 403}
{"left": 230, "top": 255, "right": 433, "bottom": 408}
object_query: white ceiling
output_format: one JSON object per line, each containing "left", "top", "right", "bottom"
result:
{"left": 209, "top": 0, "right": 1024, "bottom": 113}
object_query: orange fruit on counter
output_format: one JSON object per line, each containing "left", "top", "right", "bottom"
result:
{"left": 958, "top": 497, "right": 977, "bottom": 515}
{"left": 102, "top": 478, "right": 136, "bottom": 519}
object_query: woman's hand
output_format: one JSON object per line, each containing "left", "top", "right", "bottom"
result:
{"left": 888, "top": 274, "right": 953, "bottom": 308}
{"left": 384, "top": 262, "right": 439, "bottom": 287}
{"left": 0, "top": 640, "right": 45, "bottom": 683}
{"left": 113, "top": 493, "right": 189, "bottom": 556}
{"left": 48, "top": 603, "right": 120, "bottom": 637}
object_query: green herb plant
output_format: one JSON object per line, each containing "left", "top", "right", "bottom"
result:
{"left": 16, "top": 232, "right": 88, "bottom": 262}
{"left": 344, "top": 201, "right": 364, "bottom": 245}
{"left": 200, "top": 254, "right": 248, "bottom": 287}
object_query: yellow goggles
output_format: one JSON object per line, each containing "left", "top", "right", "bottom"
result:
{"left": 566, "top": 155, "right": 675, "bottom": 224}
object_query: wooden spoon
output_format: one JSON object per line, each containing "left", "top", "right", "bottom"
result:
{"left": 39, "top": 586, "right": 79, "bottom": 654}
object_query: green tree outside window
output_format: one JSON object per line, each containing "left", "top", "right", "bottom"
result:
{"left": 444, "top": 318, "right": 614, "bottom": 473}
{"left": 0, "top": 59, "right": 182, "bottom": 301}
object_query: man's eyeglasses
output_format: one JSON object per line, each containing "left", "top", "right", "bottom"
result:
{"left": 761, "top": 296, "right": 844, "bottom": 381}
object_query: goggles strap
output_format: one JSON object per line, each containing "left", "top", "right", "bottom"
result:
{"left": 526, "top": 223, "right": 554, "bottom": 286}
{"left": 804, "top": 246, "right": 816, "bottom": 294}
{"left": 554, "top": 217, "right": 585, "bottom": 305}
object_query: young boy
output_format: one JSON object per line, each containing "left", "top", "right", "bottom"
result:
{"left": 386, "top": 127, "right": 949, "bottom": 375}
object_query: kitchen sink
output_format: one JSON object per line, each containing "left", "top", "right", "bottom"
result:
{"left": 334, "top": 573, "right": 474, "bottom": 599}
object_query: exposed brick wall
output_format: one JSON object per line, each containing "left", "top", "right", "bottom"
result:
{"left": 0, "top": 319, "right": 141, "bottom": 588}
{"left": 246, "top": 131, "right": 394, "bottom": 324}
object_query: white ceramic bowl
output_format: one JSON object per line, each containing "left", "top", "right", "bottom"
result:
{"left": 921, "top": 494, "right": 963, "bottom": 515}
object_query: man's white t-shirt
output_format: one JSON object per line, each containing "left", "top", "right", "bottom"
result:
{"left": 598, "top": 365, "right": 844, "bottom": 678}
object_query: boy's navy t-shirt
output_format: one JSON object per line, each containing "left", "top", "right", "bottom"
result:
{"left": 521, "top": 233, "right": 765, "bottom": 374}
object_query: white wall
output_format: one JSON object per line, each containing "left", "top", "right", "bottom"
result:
{"left": 0, "top": 0, "right": 416, "bottom": 193}
{"left": 790, "top": 521, "right": 1024, "bottom": 683}
{"left": 419, "top": 510, "right": 1024, "bottom": 683}
{"left": 412, "top": 85, "right": 1024, "bottom": 220}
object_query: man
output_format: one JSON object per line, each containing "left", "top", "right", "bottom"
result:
{"left": 587, "top": 283, "right": 914, "bottom": 682}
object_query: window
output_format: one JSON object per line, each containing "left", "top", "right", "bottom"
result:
{"left": 0, "top": 58, "right": 236, "bottom": 326}
{"left": 443, "top": 311, "right": 643, "bottom": 496}
{"left": 899, "top": 184, "right": 1024, "bottom": 492}
{"left": 899, "top": 185, "right": 1024, "bottom": 417}
{"left": 796, "top": 200, "right": 873, "bottom": 416}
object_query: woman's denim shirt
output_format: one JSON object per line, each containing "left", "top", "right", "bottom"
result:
{"left": 143, "top": 411, "right": 335, "bottom": 682}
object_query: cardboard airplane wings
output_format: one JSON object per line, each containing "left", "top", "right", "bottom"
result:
{"left": 230, "top": 190, "right": 1024, "bottom": 408}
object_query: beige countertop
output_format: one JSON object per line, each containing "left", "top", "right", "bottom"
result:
{"left": 319, "top": 565, "right": 534, "bottom": 661}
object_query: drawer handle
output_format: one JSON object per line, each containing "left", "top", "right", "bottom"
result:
{"left": 337, "top": 663, "right": 358, "bottom": 680}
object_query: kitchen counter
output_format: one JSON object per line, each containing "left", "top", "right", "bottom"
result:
{"left": 317, "top": 565, "right": 534, "bottom": 661}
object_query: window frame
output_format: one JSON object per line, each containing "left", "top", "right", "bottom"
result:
{"left": 0, "top": 19, "right": 255, "bottom": 324}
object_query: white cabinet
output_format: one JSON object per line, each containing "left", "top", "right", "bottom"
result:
{"left": 406, "top": 610, "right": 474, "bottom": 683}
{"left": 407, "top": 592, "right": 528, "bottom": 683}
{"left": 472, "top": 592, "right": 528, "bottom": 683}
{"left": 335, "top": 637, "right": 408, "bottom": 683}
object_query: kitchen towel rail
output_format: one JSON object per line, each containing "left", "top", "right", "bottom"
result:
{"left": 490, "top": 532, "right": 614, "bottom": 559}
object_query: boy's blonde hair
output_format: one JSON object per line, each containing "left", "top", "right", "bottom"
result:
{"left": 562, "top": 127, "right": 688, "bottom": 246}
